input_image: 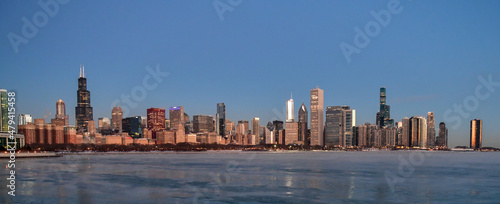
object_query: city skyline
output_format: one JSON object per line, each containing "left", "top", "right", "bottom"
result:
{"left": 1, "top": 1, "right": 499, "bottom": 148}
{"left": 4, "top": 67, "right": 499, "bottom": 148}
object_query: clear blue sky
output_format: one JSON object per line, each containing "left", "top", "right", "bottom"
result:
{"left": 1, "top": 0, "right": 499, "bottom": 147}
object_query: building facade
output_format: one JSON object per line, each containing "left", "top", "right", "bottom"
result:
{"left": 310, "top": 87, "right": 324, "bottom": 146}
{"left": 193, "top": 115, "right": 215, "bottom": 133}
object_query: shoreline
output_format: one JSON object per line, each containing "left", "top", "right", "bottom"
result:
{"left": 2, "top": 148, "right": 497, "bottom": 158}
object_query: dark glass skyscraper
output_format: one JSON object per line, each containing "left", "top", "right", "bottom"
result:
{"left": 376, "top": 87, "right": 394, "bottom": 128}
{"left": 325, "top": 106, "right": 343, "bottom": 147}
{"left": 324, "top": 106, "right": 355, "bottom": 147}
{"left": 298, "top": 103, "right": 308, "bottom": 145}
{"left": 122, "top": 116, "right": 143, "bottom": 138}
{"left": 216, "top": 103, "right": 226, "bottom": 138}
{"left": 436, "top": 122, "right": 448, "bottom": 147}
{"left": 75, "top": 66, "right": 93, "bottom": 132}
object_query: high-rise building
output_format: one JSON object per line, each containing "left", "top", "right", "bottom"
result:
{"left": 238, "top": 120, "right": 249, "bottom": 134}
{"left": 344, "top": 107, "right": 355, "bottom": 147}
{"left": 356, "top": 123, "right": 377, "bottom": 147}
{"left": 112, "top": 106, "right": 123, "bottom": 133}
{"left": 298, "top": 103, "right": 308, "bottom": 145}
{"left": 436, "top": 122, "right": 448, "bottom": 147}
{"left": 427, "top": 112, "right": 436, "bottom": 148}
{"left": 216, "top": 103, "right": 226, "bottom": 138}
{"left": 225, "top": 119, "right": 235, "bottom": 136}
{"left": 410, "top": 116, "right": 427, "bottom": 148}
{"left": 273, "top": 120, "right": 284, "bottom": 144}
{"left": 325, "top": 106, "right": 355, "bottom": 147}
{"left": 402, "top": 117, "right": 410, "bottom": 147}
{"left": 0, "top": 89, "right": 7, "bottom": 132}
{"left": 147, "top": 108, "right": 166, "bottom": 138}
{"left": 265, "top": 122, "right": 274, "bottom": 144}
{"left": 376, "top": 87, "right": 394, "bottom": 128}
{"left": 98, "top": 117, "right": 112, "bottom": 135}
{"left": 470, "top": 119, "right": 482, "bottom": 149}
{"left": 51, "top": 99, "right": 69, "bottom": 126}
{"left": 285, "top": 121, "right": 298, "bottom": 145}
{"left": 18, "top": 114, "right": 33, "bottom": 126}
{"left": 169, "top": 106, "right": 184, "bottom": 130}
{"left": 325, "top": 106, "right": 343, "bottom": 147}
{"left": 286, "top": 93, "right": 294, "bottom": 122}
{"left": 310, "top": 87, "right": 324, "bottom": 146}
{"left": 193, "top": 115, "right": 215, "bottom": 133}
{"left": 75, "top": 66, "right": 94, "bottom": 132}
{"left": 396, "top": 121, "right": 403, "bottom": 146}
{"left": 252, "top": 117, "right": 260, "bottom": 144}
{"left": 122, "top": 116, "right": 143, "bottom": 138}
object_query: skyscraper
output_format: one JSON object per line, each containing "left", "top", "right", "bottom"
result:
{"left": 410, "top": 116, "right": 427, "bottom": 148}
{"left": 402, "top": 117, "right": 410, "bottom": 147}
{"left": 427, "top": 112, "right": 436, "bottom": 148}
{"left": 112, "top": 106, "right": 123, "bottom": 133}
{"left": 376, "top": 87, "right": 394, "bottom": 128}
{"left": 252, "top": 117, "right": 260, "bottom": 144}
{"left": 265, "top": 121, "right": 274, "bottom": 144}
{"left": 436, "top": 122, "right": 448, "bottom": 147}
{"left": 273, "top": 120, "right": 284, "bottom": 144}
{"left": 238, "top": 120, "right": 249, "bottom": 134}
{"left": 193, "top": 115, "right": 215, "bottom": 133}
{"left": 470, "top": 119, "right": 482, "bottom": 149}
{"left": 55, "top": 99, "right": 69, "bottom": 126}
{"left": 216, "top": 103, "right": 226, "bottom": 138}
{"left": 75, "top": 66, "right": 93, "bottom": 132}
{"left": 147, "top": 108, "right": 166, "bottom": 138}
{"left": 343, "top": 107, "right": 355, "bottom": 147}
{"left": 298, "top": 103, "right": 308, "bottom": 145}
{"left": 169, "top": 106, "right": 184, "bottom": 130}
{"left": 310, "top": 87, "right": 324, "bottom": 146}
{"left": 286, "top": 93, "right": 294, "bottom": 122}
{"left": 324, "top": 106, "right": 355, "bottom": 147}
{"left": 122, "top": 116, "right": 143, "bottom": 138}
{"left": 285, "top": 121, "right": 298, "bottom": 145}
{"left": 98, "top": 117, "right": 112, "bottom": 135}
{"left": 325, "top": 106, "right": 343, "bottom": 147}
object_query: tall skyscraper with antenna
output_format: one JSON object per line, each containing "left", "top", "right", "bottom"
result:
{"left": 286, "top": 92, "right": 294, "bottom": 122}
{"left": 75, "top": 65, "right": 94, "bottom": 132}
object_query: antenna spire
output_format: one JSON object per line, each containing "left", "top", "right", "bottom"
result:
{"left": 82, "top": 65, "right": 85, "bottom": 78}
{"left": 79, "top": 64, "right": 82, "bottom": 78}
